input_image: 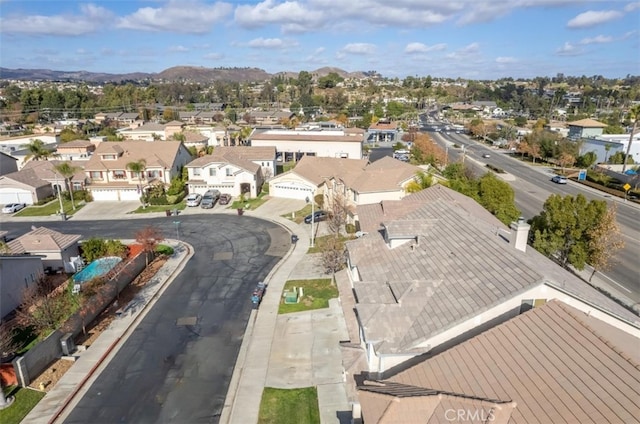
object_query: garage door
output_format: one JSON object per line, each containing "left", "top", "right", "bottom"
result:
{"left": 119, "top": 189, "right": 141, "bottom": 201}
{"left": 270, "top": 180, "right": 314, "bottom": 200}
{"left": 90, "top": 189, "right": 119, "bottom": 201}
{"left": 0, "top": 188, "right": 33, "bottom": 205}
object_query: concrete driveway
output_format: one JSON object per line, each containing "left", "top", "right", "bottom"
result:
{"left": 70, "top": 201, "right": 142, "bottom": 220}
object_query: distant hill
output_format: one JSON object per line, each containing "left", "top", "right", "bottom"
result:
{"left": 0, "top": 66, "right": 366, "bottom": 83}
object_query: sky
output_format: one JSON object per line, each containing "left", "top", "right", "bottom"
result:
{"left": 0, "top": 0, "right": 639, "bottom": 80}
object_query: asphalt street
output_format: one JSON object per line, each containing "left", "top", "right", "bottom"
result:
{"left": 1, "top": 215, "right": 290, "bottom": 424}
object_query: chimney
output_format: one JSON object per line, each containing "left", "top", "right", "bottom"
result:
{"left": 509, "top": 217, "right": 530, "bottom": 252}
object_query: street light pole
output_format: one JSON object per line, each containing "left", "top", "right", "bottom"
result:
{"left": 306, "top": 196, "right": 315, "bottom": 248}
{"left": 173, "top": 221, "right": 180, "bottom": 240}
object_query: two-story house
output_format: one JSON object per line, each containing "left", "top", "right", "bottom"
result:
{"left": 55, "top": 139, "right": 97, "bottom": 161}
{"left": 83, "top": 141, "right": 192, "bottom": 201}
{"left": 567, "top": 118, "right": 607, "bottom": 139}
{"left": 185, "top": 146, "right": 276, "bottom": 198}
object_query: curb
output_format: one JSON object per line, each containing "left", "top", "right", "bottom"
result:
{"left": 219, "top": 216, "right": 302, "bottom": 424}
{"left": 47, "top": 241, "right": 194, "bottom": 424}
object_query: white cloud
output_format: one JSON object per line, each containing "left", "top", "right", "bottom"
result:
{"left": 404, "top": 42, "right": 446, "bottom": 54}
{"left": 580, "top": 35, "right": 613, "bottom": 45}
{"left": 624, "top": 2, "right": 640, "bottom": 12}
{"left": 555, "top": 42, "right": 583, "bottom": 56}
{"left": 204, "top": 52, "right": 224, "bottom": 60}
{"left": 235, "top": 0, "right": 324, "bottom": 31}
{"left": 0, "top": 3, "right": 113, "bottom": 36}
{"left": 445, "top": 42, "right": 480, "bottom": 60}
{"left": 340, "top": 43, "right": 376, "bottom": 55}
{"left": 496, "top": 57, "right": 516, "bottom": 64}
{"left": 567, "top": 10, "right": 623, "bottom": 29}
{"left": 247, "top": 37, "right": 291, "bottom": 49}
{"left": 118, "top": 1, "right": 232, "bottom": 34}
{"left": 169, "top": 45, "right": 190, "bottom": 52}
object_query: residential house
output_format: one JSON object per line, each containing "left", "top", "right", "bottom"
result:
{"left": 472, "top": 100, "right": 498, "bottom": 116}
{"left": 180, "top": 131, "right": 210, "bottom": 151}
{"left": 94, "top": 112, "right": 139, "bottom": 126}
{"left": 268, "top": 156, "right": 421, "bottom": 210}
{"left": 83, "top": 141, "right": 192, "bottom": 201}
{"left": 247, "top": 110, "right": 295, "bottom": 126}
{"left": 185, "top": 146, "right": 276, "bottom": 197}
{"left": 344, "top": 184, "right": 640, "bottom": 375}
{"left": 0, "top": 151, "right": 18, "bottom": 175}
{"left": 163, "top": 121, "right": 185, "bottom": 139}
{"left": 6, "top": 226, "right": 81, "bottom": 274}
{"left": 567, "top": 118, "right": 607, "bottom": 139}
{"left": 250, "top": 127, "right": 364, "bottom": 161}
{"left": 269, "top": 156, "right": 368, "bottom": 201}
{"left": 55, "top": 139, "right": 97, "bottom": 161}
{"left": 118, "top": 122, "right": 167, "bottom": 141}
{"left": 21, "top": 160, "right": 89, "bottom": 192}
{"left": 0, "top": 168, "right": 54, "bottom": 204}
{"left": 356, "top": 300, "right": 640, "bottom": 424}
{"left": 0, "top": 255, "right": 44, "bottom": 319}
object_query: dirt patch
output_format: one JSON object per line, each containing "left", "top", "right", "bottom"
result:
{"left": 28, "top": 255, "right": 168, "bottom": 392}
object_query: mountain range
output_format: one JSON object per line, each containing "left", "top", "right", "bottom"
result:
{"left": 0, "top": 66, "right": 366, "bottom": 83}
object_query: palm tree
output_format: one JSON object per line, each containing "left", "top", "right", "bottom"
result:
{"left": 622, "top": 104, "right": 640, "bottom": 173}
{"left": 126, "top": 160, "right": 147, "bottom": 208}
{"left": 22, "top": 139, "right": 58, "bottom": 162}
{"left": 54, "top": 162, "right": 81, "bottom": 210}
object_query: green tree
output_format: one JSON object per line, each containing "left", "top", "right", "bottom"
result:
{"left": 22, "top": 139, "right": 58, "bottom": 162}
{"left": 54, "top": 161, "right": 81, "bottom": 210}
{"left": 477, "top": 173, "right": 521, "bottom": 225}
{"left": 405, "top": 171, "right": 433, "bottom": 193}
{"left": 587, "top": 204, "right": 624, "bottom": 282}
{"left": 530, "top": 194, "right": 607, "bottom": 270}
{"left": 126, "top": 159, "right": 147, "bottom": 208}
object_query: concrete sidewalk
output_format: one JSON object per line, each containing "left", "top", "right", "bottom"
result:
{"left": 220, "top": 208, "right": 351, "bottom": 424}
{"left": 21, "top": 240, "right": 194, "bottom": 424}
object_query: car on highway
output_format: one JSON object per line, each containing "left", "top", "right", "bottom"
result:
{"left": 551, "top": 175, "right": 568, "bottom": 184}
{"left": 2, "top": 203, "right": 25, "bottom": 214}
{"left": 218, "top": 193, "right": 232, "bottom": 205}
{"left": 200, "top": 189, "right": 221, "bottom": 208}
{"left": 304, "top": 210, "right": 327, "bottom": 224}
{"left": 251, "top": 281, "right": 267, "bottom": 308}
{"left": 482, "top": 153, "right": 491, "bottom": 158}
{"left": 185, "top": 193, "right": 202, "bottom": 207}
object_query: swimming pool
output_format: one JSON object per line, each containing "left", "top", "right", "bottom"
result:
{"left": 73, "top": 256, "right": 123, "bottom": 284}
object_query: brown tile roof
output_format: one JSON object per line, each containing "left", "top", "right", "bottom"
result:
{"left": 56, "top": 139, "right": 93, "bottom": 148}
{"left": 186, "top": 146, "right": 275, "bottom": 173}
{"left": 8, "top": 226, "right": 81, "bottom": 253}
{"left": 290, "top": 156, "right": 369, "bottom": 186}
{"left": 22, "top": 160, "right": 85, "bottom": 181}
{"left": 358, "top": 381, "right": 515, "bottom": 424}
{"left": 568, "top": 118, "right": 607, "bottom": 128}
{"left": 369, "top": 122, "right": 398, "bottom": 130}
{"left": 347, "top": 188, "right": 640, "bottom": 355}
{"left": 349, "top": 157, "right": 421, "bottom": 193}
{"left": 1, "top": 168, "right": 50, "bottom": 189}
{"left": 378, "top": 300, "right": 640, "bottom": 424}
{"left": 182, "top": 131, "right": 208, "bottom": 143}
{"left": 84, "top": 141, "right": 183, "bottom": 171}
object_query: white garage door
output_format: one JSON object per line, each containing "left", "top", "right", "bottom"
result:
{"left": 90, "top": 189, "right": 119, "bottom": 201}
{"left": 270, "top": 180, "right": 314, "bottom": 200}
{"left": 91, "top": 188, "right": 141, "bottom": 201}
{"left": 0, "top": 188, "right": 33, "bottom": 205}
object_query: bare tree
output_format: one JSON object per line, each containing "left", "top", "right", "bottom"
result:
{"left": 135, "top": 225, "right": 165, "bottom": 266}
{"left": 587, "top": 204, "right": 625, "bottom": 281}
{"left": 15, "top": 277, "right": 69, "bottom": 336}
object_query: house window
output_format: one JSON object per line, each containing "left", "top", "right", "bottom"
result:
{"left": 147, "top": 170, "right": 162, "bottom": 178}
{"left": 209, "top": 168, "right": 216, "bottom": 177}
{"left": 193, "top": 168, "right": 202, "bottom": 176}
{"left": 90, "top": 171, "right": 103, "bottom": 180}
{"left": 226, "top": 168, "right": 233, "bottom": 177}
{"left": 113, "top": 170, "right": 126, "bottom": 179}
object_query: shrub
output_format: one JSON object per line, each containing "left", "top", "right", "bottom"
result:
{"left": 166, "top": 177, "right": 185, "bottom": 196}
{"left": 166, "top": 191, "right": 186, "bottom": 204}
{"left": 81, "top": 277, "right": 106, "bottom": 298}
{"left": 35, "top": 196, "right": 55, "bottom": 206}
{"left": 80, "top": 238, "right": 126, "bottom": 262}
{"left": 105, "top": 239, "right": 127, "bottom": 258}
{"left": 345, "top": 223, "right": 356, "bottom": 234}
{"left": 147, "top": 195, "right": 169, "bottom": 205}
{"left": 156, "top": 244, "right": 174, "bottom": 256}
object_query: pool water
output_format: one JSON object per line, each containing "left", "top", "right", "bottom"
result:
{"left": 73, "top": 256, "right": 123, "bottom": 283}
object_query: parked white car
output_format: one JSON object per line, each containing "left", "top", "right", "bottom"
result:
{"left": 185, "top": 193, "right": 202, "bottom": 207}
{"left": 2, "top": 203, "right": 26, "bottom": 213}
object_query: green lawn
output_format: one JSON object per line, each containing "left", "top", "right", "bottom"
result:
{"left": 14, "top": 199, "right": 83, "bottom": 217}
{"left": 230, "top": 191, "right": 269, "bottom": 210}
{"left": 130, "top": 201, "right": 186, "bottom": 214}
{"left": 258, "top": 387, "right": 320, "bottom": 424}
{"left": 278, "top": 278, "right": 337, "bottom": 314}
{"left": 307, "top": 234, "right": 353, "bottom": 254}
{"left": 0, "top": 386, "right": 46, "bottom": 424}
{"left": 283, "top": 204, "right": 314, "bottom": 224}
